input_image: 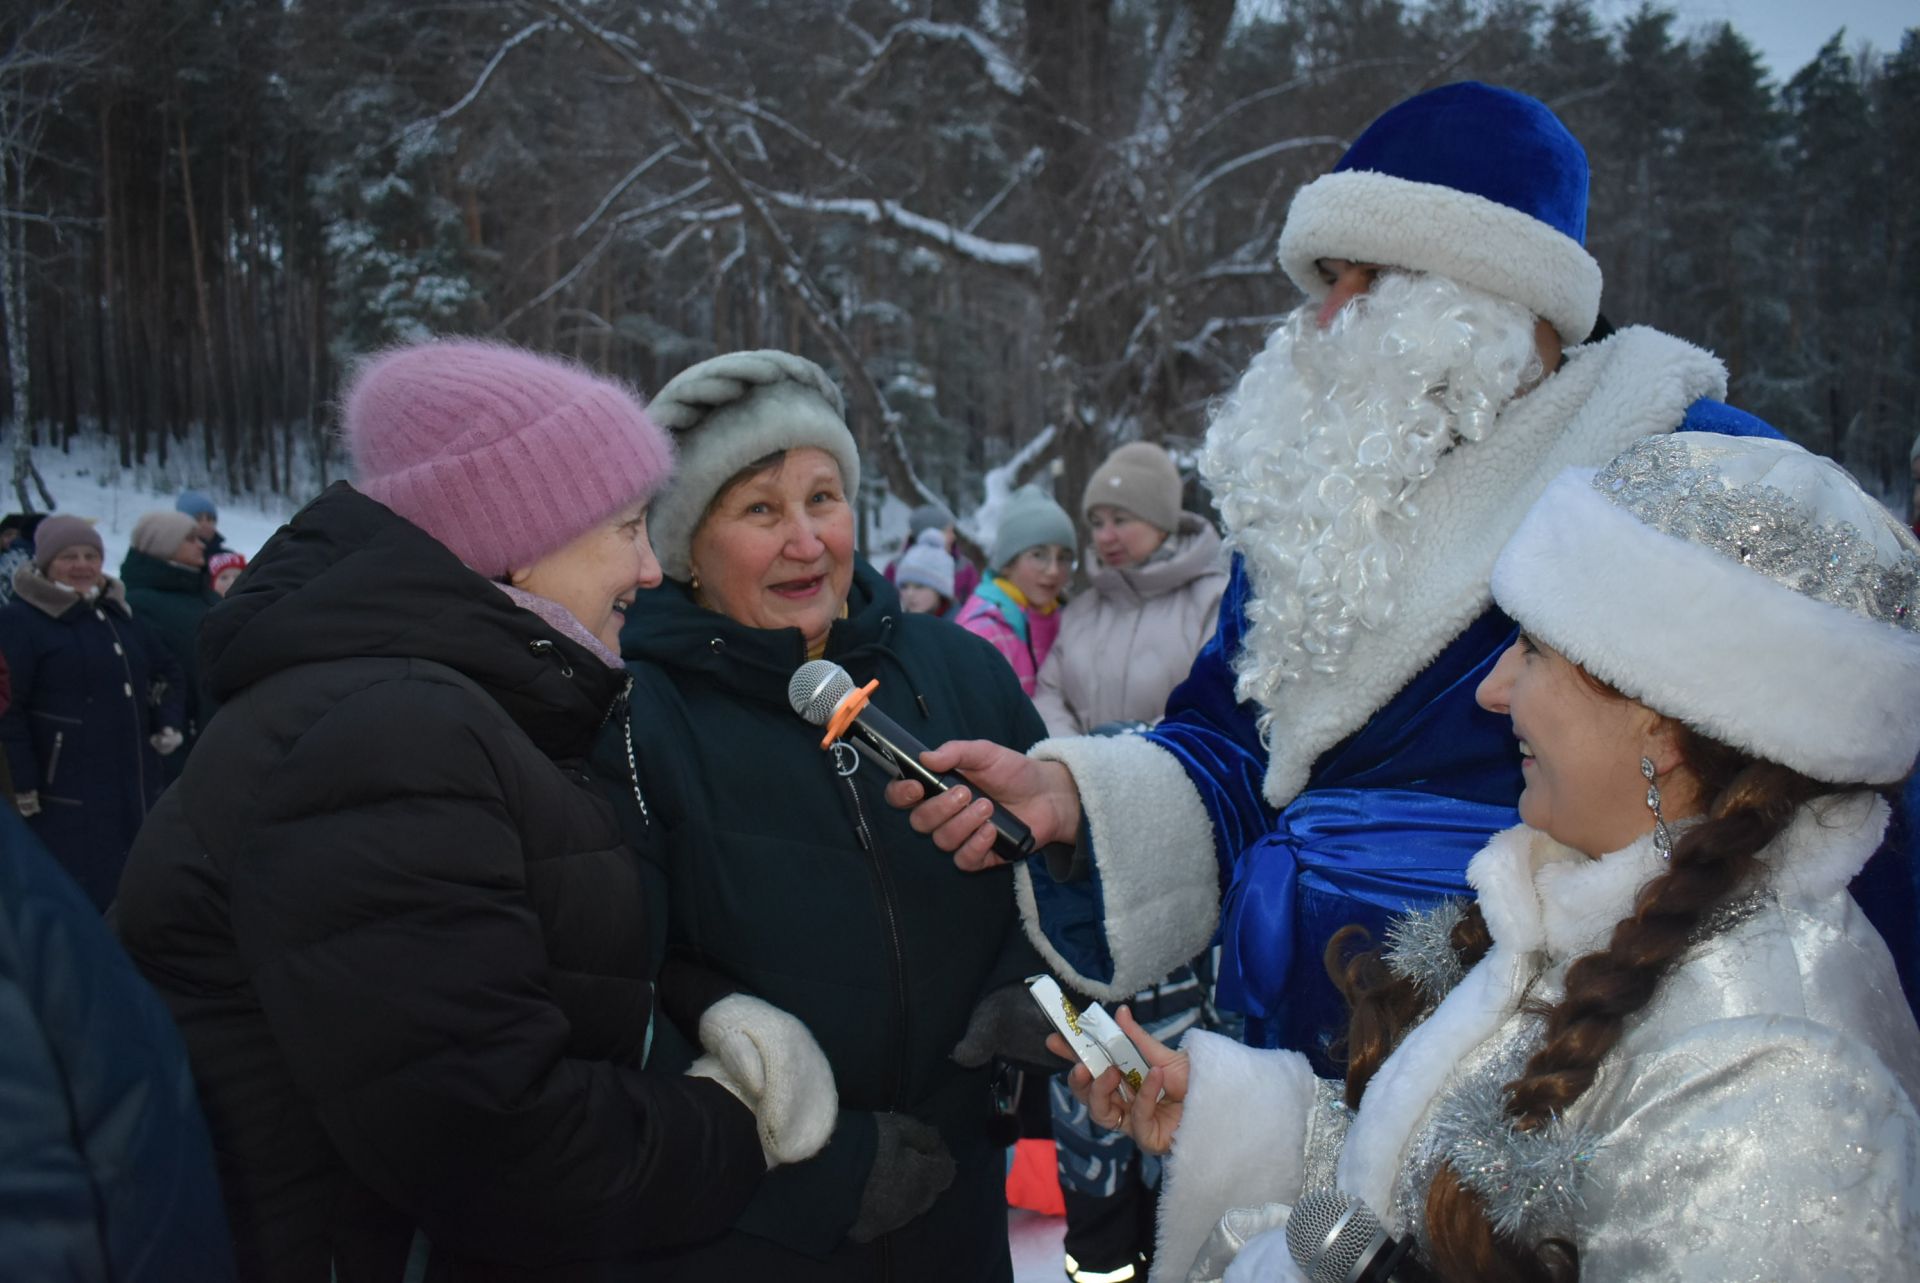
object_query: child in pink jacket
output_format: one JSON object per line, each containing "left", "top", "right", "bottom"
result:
{"left": 955, "top": 485, "right": 1074, "bottom": 695}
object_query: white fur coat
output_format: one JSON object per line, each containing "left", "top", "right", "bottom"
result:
{"left": 1160, "top": 793, "right": 1920, "bottom": 1283}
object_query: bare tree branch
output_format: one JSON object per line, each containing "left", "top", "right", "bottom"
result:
{"left": 1191, "top": 57, "right": 1428, "bottom": 145}
{"left": 963, "top": 146, "right": 1045, "bottom": 234}
{"left": 1171, "top": 135, "right": 1344, "bottom": 216}
{"left": 656, "top": 73, "right": 868, "bottom": 182}
{"left": 538, "top": 0, "right": 945, "bottom": 509}
{"left": 836, "top": 19, "right": 1033, "bottom": 105}
{"left": 389, "top": 18, "right": 553, "bottom": 148}
{"left": 573, "top": 142, "right": 680, "bottom": 238}
{"left": 682, "top": 187, "right": 1040, "bottom": 276}
{"left": 493, "top": 177, "right": 711, "bottom": 333}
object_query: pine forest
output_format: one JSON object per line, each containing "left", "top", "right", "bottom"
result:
{"left": 3, "top": 0, "right": 1917, "bottom": 534}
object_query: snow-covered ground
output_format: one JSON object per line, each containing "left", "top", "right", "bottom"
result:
{"left": 26, "top": 437, "right": 312, "bottom": 571}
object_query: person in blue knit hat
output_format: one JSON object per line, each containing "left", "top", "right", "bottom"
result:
{"left": 891, "top": 81, "right": 1920, "bottom": 1179}
{"left": 175, "top": 488, "right": 226, "bottom": 557}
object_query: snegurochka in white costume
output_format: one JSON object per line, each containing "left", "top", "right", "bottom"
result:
{"left": 1064, "top": 432, "right": 1920, "bottom": 1282}
{"left": 888, "top": 81, "right": 1920, "bottom": 1073}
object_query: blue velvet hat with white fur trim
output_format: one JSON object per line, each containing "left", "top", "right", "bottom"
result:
{"left": 1278, "top": 81, "right": 1603, "bottom": 344}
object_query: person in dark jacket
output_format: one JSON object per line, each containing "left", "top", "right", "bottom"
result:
{"left": 617, "top": 349, "right": 1063, "bottom": 1283}
{"left": 0, "top": 511, "right": 44, "bottom": 606}
{"left": 0, "top": 804, "right": 236, "bottom": 1281}
{"left": 0, "top": 515, "right": 183, "bottom": 910}
{"left": 122, "top": 508, "right": 218, "bottom": 780}
{"left": 114, "top": 339, "right": 837, "bottom": 1283}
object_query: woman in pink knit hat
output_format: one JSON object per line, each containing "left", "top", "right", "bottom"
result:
{"left": 115, "top": 338, "right": 838, "bottom": 1281}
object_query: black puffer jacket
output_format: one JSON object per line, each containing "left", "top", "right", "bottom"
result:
{"left": 114, "top": 483, "right": 764, "bottom": 1283}
{"left": 608, "top": 560, "right": 1045, "bottom": 1283}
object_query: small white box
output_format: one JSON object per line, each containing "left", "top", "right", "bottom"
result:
{"left": 1025, "top": 974, "right": 1155, "bottom": 1102}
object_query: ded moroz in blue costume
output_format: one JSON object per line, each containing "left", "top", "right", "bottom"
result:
{"left": 1013, "top": 82, "right": 1920, "bottom": 1072}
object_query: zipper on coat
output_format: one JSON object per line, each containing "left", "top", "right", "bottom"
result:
{"left": 613, "top": 676, "right": 650, "bottom": 828}
{"left": 106, "top": 613, "right": 150, "bottom": 814}
{"left": 45, "top": 731, "right": 64, "bottom": 787}
{"left": 838, "top": 768, "right": 909, "bottom": 1108}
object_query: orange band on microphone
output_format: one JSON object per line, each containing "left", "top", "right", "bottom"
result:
{"left": 820, "top": 679, "right": 880, "bottom": 749}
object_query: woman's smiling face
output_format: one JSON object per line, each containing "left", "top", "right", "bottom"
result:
{"left": 511, "top": 497, "right": 662, "bottom": 651}
{"left": 688, "top": 447, "right": 856, "bottom": 649}
{"left": 1475, "top": 632, "right": 1674, "bottom": 858}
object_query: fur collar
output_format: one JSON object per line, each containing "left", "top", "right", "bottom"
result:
{"left": 1480, "top": 790, "right": 1887, "bottom": 963}
{"left": 1255, "top": 327, "right": 1726, "bottom": 808}
{"left": 1337, "top": 790, "right": 1887, "bottom": 1223}
{"left": 10, "top": 564, "right": 128, "bottom": 619}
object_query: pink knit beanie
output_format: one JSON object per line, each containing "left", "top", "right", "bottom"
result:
{"left": 343, "top": 339, "right": 674, "bottom": 577}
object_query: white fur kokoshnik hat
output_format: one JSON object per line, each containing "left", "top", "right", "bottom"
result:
{"left": 1278, "top": 81, "right": 1603, "bottom": 345}
{"left": 1492, "top": 433, "right": 1920, "bottom": 786}
{"left": 645, "top": 350, "right": 860, "bottom": 583}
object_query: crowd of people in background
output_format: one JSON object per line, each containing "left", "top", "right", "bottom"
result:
{"left": 0, "top": 491, "right": 242, "bottom": 906}
{"left": 2, "top": 76, "right": 1918, "bottom": 1283}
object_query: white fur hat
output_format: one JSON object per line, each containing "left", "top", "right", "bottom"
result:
{"left": 646, "top": 350, "right": 860, "bottom": 582}
{"left": 1491, "top": 433, "right": 1920, "bottom": 785}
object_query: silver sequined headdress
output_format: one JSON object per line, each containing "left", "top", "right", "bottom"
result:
{"left": 1491, "top": 433, "right": 1920, "bottom": 785}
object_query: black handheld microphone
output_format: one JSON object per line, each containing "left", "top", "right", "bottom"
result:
{"left": 788, "top": 659, "right": 1043, "bottom": 863}
{"left": 1285, "top": 1189, "right": 1438, "bottom": 1283}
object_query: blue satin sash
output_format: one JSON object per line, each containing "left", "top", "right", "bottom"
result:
{"left": 1217, "top": 787, "right": 1518, "bottom": 1022}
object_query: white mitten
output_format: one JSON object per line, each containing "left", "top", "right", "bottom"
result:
{"left": 687, "top": 993, "right": 836, "bottom": 1167}
{"left": 150, "top": 727, "right": 184, "bottom": 756}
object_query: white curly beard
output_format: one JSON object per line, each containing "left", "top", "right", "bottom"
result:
{"left": 1200, "top": 272, "right": 1543, "bottom": 730}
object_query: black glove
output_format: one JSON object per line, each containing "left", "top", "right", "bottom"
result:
{"left": 847, "top": 1113, "right": 956, "bottom": 1243}
{"left": 951, "top": 981, "right": 1073, "bottom": 1074}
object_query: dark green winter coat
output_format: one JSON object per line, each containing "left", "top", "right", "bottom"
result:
{"left": 120, "top": 547, "right": 217, "bottom": 779}
{"left": 609, "top": 559, "right": 1046, "bottom": 1283}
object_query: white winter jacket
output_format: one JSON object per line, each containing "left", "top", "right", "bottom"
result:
{"left": 1156, "top": 792, "right": 1920, "bottom": 1283}
{"left": 1033, "top": 514, "right": 1227, "bottom": 737}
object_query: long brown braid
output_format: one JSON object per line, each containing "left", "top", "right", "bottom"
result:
{"left": 1327, "top": 724, "right": 1846, "bottom": 1283}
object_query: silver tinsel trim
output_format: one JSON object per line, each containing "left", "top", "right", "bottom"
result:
{"left": 1382, "top": 898, "right": 1469, "bottom": 1000}
{"left": 1690, "top": 891, "right": 1771, "bottom": 947}
{"left": 1424, "top": 1072, "right": 1602, "bottom": 1239}
{"left": 1593, "top": 436, "right": 1920, "bottom": 630}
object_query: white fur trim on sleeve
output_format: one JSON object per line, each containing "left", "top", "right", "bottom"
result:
{"left": 1013, "top": 733, "right": 1220, "bottom": 1001}
{"left": 1154, "top": 1031, "right": 1318, "bottom": 1283}
{"left": 1278, "top": 171, "right": 1602, "bottom": 344}
{"left": 1493, "top": 472, "right": 1920, "bottom": 785}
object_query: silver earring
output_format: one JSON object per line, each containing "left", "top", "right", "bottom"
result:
{"left": 1641, "top": 756, "right": 1672, "bottom": 860}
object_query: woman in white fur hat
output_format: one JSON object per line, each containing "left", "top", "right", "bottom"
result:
{"left": 1061, "top": 433, "right": 1920, "bottom": 1282}
{"left": 615, "top": 349, "right": 1058, "bottom": 1283}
